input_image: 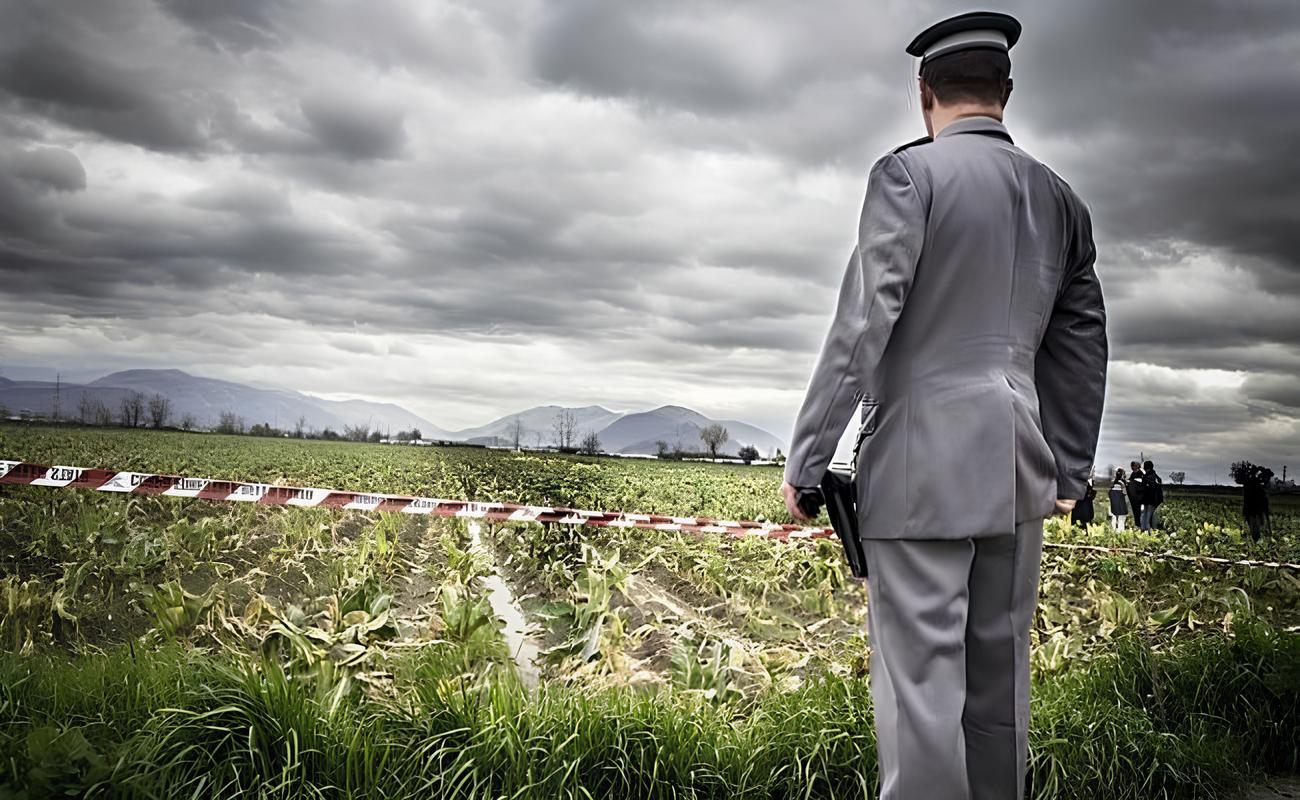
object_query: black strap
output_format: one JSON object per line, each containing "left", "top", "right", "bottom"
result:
{"left": 849, "top": 400, "right": 878, "bottom": 479}
{"left": 891, "top": 128, "right": 1014, "bottom": 155}
{"left": 892, "top": 136, "right": 932, "bottom": 154}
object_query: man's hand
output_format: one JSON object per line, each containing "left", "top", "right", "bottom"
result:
{"left": 1053, "top": 498, "right": 1077, "bottom": 516}
{"left": 782, "top": 481, "right": 812, "bottom": 522}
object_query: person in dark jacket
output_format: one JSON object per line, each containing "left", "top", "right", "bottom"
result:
{"left": 1071, "top": 482, "right": 1097, "bottom": 528}
{"left": 1243, "top": 468, "right": 1273, "bottom": 542}
{"left": 1139, "top": 460, "right": 1163, "bottom": 531}
{"left": 1127, "top": 460, "right": 1145, "bottom": 526}
{"left": 1108, "top": 468, "right": 1129, "bottom": 530}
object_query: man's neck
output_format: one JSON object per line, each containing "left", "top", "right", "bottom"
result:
{"left": 928, "top": 103, "right": 1004, "bottom": 137}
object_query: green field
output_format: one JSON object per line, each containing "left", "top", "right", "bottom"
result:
{"left": 1, "top": 424, "right": 1297, "bottom": 798}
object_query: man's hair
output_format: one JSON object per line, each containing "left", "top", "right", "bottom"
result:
{"left": 1143, "top": 460, "right": 1155, "bottom": 471}
{"left": 919, "top": 49, "right": 1011, "bottom": 106}
{"left": 1130, "top": 461, "right": 1141, "bottom": 468}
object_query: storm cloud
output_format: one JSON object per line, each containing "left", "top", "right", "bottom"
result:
{"left": 1, "top": 0, "right": 1297, "bottom": 482}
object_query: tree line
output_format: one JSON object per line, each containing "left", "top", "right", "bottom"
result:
{"left": 67, "top": 391, "right": 196, "bottom": 431}
{"left": 44, "top": 391, "right": 386, "bottom": 443}
{"left": 11, "top": 395, "right": 777, "bottom": 464}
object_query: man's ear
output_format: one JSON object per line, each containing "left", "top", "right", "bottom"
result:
{"left": 1001, "top": 78, "right": 1014, "bottom": 108}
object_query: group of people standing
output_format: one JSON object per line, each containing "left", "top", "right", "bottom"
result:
{"left": 1240, "top": 466, "right": 1275, "bottom": 542}
{"left": 1107, "top": 460, "right": 1164, "bottom": 531}
{"left": 1071, "top": 459, "right": 1164, "bottom": 531}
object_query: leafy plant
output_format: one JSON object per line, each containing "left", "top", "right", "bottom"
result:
{"left": 140, "top": 579, "right": 219, "bottom": 640}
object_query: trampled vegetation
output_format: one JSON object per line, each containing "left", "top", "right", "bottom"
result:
{"left": 1, "top": 424, "right": 1297, "bottom": 798}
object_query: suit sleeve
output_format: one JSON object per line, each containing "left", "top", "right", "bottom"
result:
{"left": 784, "top": 154, "right": 926, "bottom": 489}
{"left": 1035, "top": 203, "right": 1108, "bottom": 500}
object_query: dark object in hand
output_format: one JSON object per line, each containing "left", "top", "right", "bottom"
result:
{"left": 792, "top": 472, "right": 867, "bottom": 578}
{"left": 794, "top": 401, "right": 875, "bottom": 579}
{"left": 795, "top": 485, "right": 825, "bottom": 519}
{"left": 821, "top": 468, "right": 867, "bottom": 578}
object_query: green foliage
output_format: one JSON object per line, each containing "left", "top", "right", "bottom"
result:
{"left": 1, "top": 423, "right": 1299, "bottom": 797}
{"left": 438, "top": 584, "right": 496, "bottom": 647}
{"left": 140, "top": 579, "right": 219, "bottom": 640}
{"left": 0, "top": 624, "right": 1295, "bottom": 798}
{"left": 539, "top": 546, "right": 630, "bottom": 666}
{"left": 669, "top": 632, "right": 749, "bottom": 703}
{"left": 256, "top": 585, "right": 397, "bottom": 715}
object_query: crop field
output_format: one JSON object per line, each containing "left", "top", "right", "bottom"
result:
{"left": 1, "top": 424, "right": 1298, "bottom": 798}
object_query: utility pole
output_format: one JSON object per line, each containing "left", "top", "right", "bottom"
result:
{"left": 52, "top": 373, "right": 60, "bottom": 422}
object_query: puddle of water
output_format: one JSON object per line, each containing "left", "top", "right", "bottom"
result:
{"left": 468, "top": 522, "right": 540, "bottom": 689}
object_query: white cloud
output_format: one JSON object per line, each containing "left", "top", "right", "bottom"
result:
{"left": 0, "top": 0, "right": 1296, "bottom": 484}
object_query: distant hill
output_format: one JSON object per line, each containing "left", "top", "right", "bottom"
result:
{"left": 449, "top": 405, "right": 624, "bottom": 447}
{"left": 448, "top": 403, "right": 784, "bottom": 456}
{"left": 1, "top": 369, "right": 449, "bottom": 437}
{"left": 597, "top": 405, "right": 784, "bottom": 457}
{"left": 1, "top": 368, "right": 786, "bottom": 456}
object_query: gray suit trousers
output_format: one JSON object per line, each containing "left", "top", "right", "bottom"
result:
{"left": 863, "top": 520, "right": 1044, "bottom": 799}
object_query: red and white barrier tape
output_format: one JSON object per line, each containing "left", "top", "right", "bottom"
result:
{"left": 0, "top": 460, "right": 835, "bottom": 542}
{"left": 3, "top": 460, "right": 1296, "bottom": 571}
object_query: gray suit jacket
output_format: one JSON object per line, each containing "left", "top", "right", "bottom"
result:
{"left": 784, "top": 117, "right": 1107, "bottom": 540}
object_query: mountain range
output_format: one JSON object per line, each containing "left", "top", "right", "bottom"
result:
{"left": 0, "top": 369, "right": 785, "bottom": 457}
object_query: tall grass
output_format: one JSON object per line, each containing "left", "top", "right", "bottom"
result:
{"left": 2, "top": 621, "right": 1296, "bottom": 799}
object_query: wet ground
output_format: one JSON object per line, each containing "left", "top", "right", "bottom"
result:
{"left": 1241, "top": 777, "right": 1300, "bottom": 799}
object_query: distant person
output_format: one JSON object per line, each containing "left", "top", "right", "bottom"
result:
{"left": 780, "top": 12, "right": 1107, "bottom": 797}
{"left": 1127, "top": 460, "right": 1145, "bottom": 527}
{"left": 1140, "top": 460, "right": 1163, "bottom": 530}
{"left": 1108, "top": 468, "right": 1129, "bottom": 530}
{"left": 1071, "top": 482, "right": 1096, "bottom": 528}
{"left": 1243, "top": 468, "right": 1273, "bottom": 542}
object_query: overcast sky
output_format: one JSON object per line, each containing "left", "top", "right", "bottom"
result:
{"left": 2, "top": 0, "right": 1297, "bottom": 482}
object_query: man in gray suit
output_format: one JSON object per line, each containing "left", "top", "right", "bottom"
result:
{"left": 780, "top": 11, "right": 1107, "bottom": 799}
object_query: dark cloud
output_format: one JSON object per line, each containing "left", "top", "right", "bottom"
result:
{"left": 156, "top": 0, "right": 291, "bottom": 53}
{"left": 1242, "top": 374, "right": 1300, "bottom": 413}
{"left": 5, "top": 146, "right": 86, "bottom": 192}
{"left": 0, "top": 0, "right": 1294, "bottom": 480}
{"left": 0, "top": 146, "right": 86, "bottom": 239}
{"left": 533, "top": 1, "right": 779, "bottom": 113}
{"left": 1013, "top": 0, "right": 1300, "bottom": 279}
{"left": 300, "top": 94, "right": 407, "bottom": 161}
{"left": 0, "top": 36, "right": 211, "bottom": 152}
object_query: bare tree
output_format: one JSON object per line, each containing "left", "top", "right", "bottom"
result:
{"left": 294, "top": 416, "right": 307, "bottom": 438}
{"left": 178, "top": 413, "right": 197, "bottom": 431}
{"left": 737, "top": 445, "right": 759, "bottom": 464}
{"left": 146, "top": 394, "right": 172, "bottom": 428}
{"left": 92, "top": 399, "right": 113, "bottom": 426}
{"left": 699, "top": 423, "right": 729, "bottom": 460}
{"left": 655, "top": 440, "right": 670, "bottom": 459}
{"left": 77, "top": 394, "right": 94, "bottom": 424}
{"left": 551, "top": 410, "right": 578, "bottom": 450}
{"left": 508, "top": 418, "right": 525, "bottom": 450}
{"left": 216, "top": 410, "right": 244, "bottom": 434}
{"left": 119, "top": 391, "right": 146, "bottom": 428}
{"left": 1169, "top": 470, "right": 1186, "bottom": 485}
{"left": 579, "top": 431, "right": 601, "bottom": 455}
{"left": 343, "top": 423, "right": 371, "bottom": 442}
